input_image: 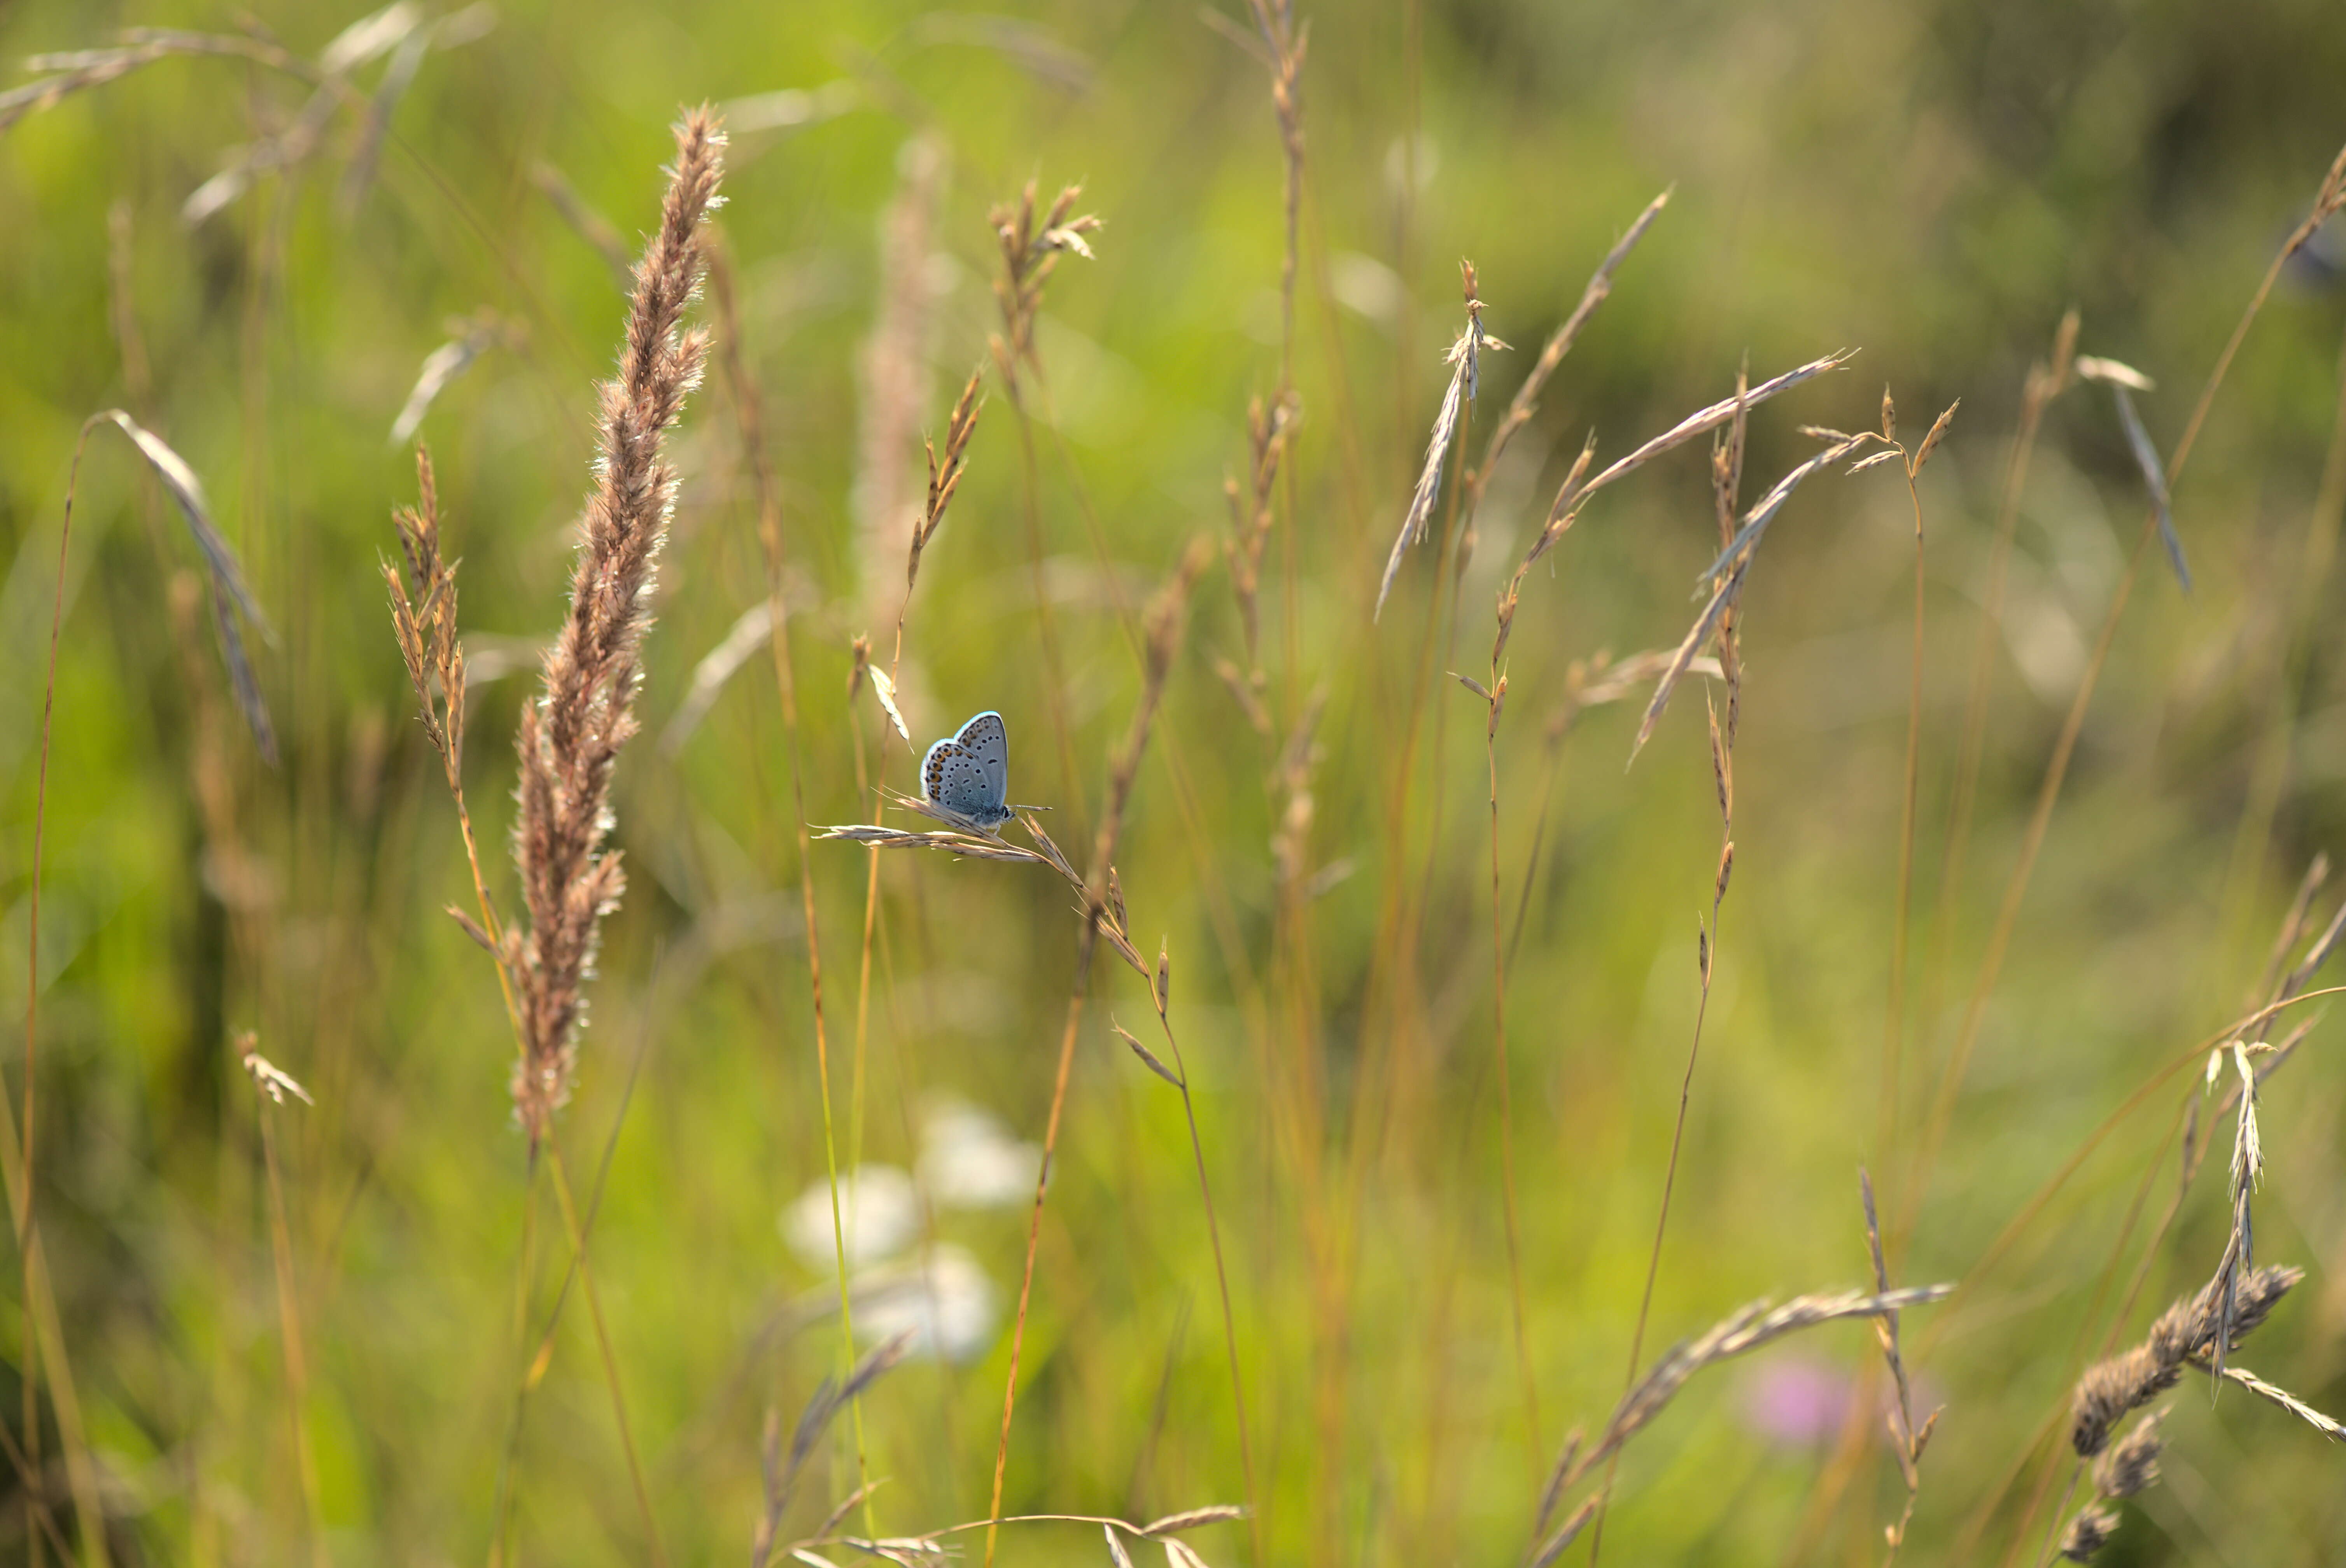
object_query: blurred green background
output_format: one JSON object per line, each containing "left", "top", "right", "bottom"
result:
{"left": 3, "top": 0, "right": 2346, "bottom": 1563}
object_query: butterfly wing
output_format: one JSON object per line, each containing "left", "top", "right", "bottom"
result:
{"left": 955, "top": 712, "right": 1011, "bottom": 821}
{"left": 920, "top": 713, "right": 1013, "bottom": 830}
{"left": 921, "top": 735, "right": 962, "bottom": 809}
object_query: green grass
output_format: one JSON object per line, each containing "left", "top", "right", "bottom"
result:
{"left": 4, "top": 1, "right": 2346, "bottom": 1564}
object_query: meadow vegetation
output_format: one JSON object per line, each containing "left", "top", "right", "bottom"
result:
{"left": 5, "top": 1, "right": 2346, "bottom": 1564}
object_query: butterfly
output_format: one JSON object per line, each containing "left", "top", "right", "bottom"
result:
{"left": 919, "top": 711, "right": 1031, "bottom": 834}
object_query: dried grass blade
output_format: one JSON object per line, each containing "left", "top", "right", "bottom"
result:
{"left": 1139, "top": 1506, "right": 1245, "bottom": 1536}
{"left": 2280, "top": 895, "right": 2346, "bottom": 1000}
{"left": 1695, "top": 435, "right": 1869, "bottom": 591}
{"left": 662, "top": 600, "right": 775, "bottom": 752}
{"left": 1531, "top": 1428, "right": 1583, "bottom": 1542}
{"left": 1528, "top": 1499, "right": 1598, "bottom": 1568}
{"left": 814, "top": 824, "right": 1049, "bottom": 865}
{"left": 209, "top": 583, "right": 278, "bottom": 764}
{"left": 1549, "top": 350, "right": 1852, "bottom": 528}
{"left": 338, "top": 5, "right": 490, "bottom": 212}
{"left": 1579, "top": 1286, "right": 1952, "bottom": 1482}
{"left": 1376, "top": 338, "right": 1470, "bottom": 620}
{"left": 1632, "top": 560, "right": 1742, "bottom": 763}
{"left": 2216, "top": 1365, "right": 2346, "bottom": 1441}
{"left": 1577, "top": 651, "right": 1718, "bottom": 708}
{"left": 319, "top": 2, "right": 425, "bottom": 74}
{"left": 2108, "top": 383, "right": 2188, "bottom": 591}
{"left": 1480, "top": 188, "right": 1670, "bottom": 478}
{"left": 98, "top": 411, "right": 266, "bottom": 629}
{"left": 1913, "top": 398, "right": 1959, "bottom": 472}
{"left": 1113, "top": 1020, "right": 1183, "bottom": 1088}
{"left": 868, "top": 666, "right": 912, "bottom": 743}
{"left": 91, "top": 409, "right": 276, "bottom": 758}
{"left": 390, "top": 317, "right": 498, "bottom": 445}
{"left": 806, "top": 1480, "right": 882, "bottom": 1544}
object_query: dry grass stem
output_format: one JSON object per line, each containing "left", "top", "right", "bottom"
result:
{"left": 892, "top": 368, "right": 986, "bottom": 679}
{"left": 1862, "top": 1168, "right": 1940, "bottom": 1558}
{"left": 856, "top": 135, "right": 946, "bottom": 619}
{"left": 510, "top": 108, "right": 723, "bottom": 1138}
{"left": 87, "top": 409, "right": 276, "bottom": 760}
{"left": 1546, "top": 1284, "right": 1953, "bottom": 1549}
{"left": 1909, "top": 139, "right": 2346, "bottom": 1258}
{"left": 2074, "top": 362, "right": 2188, "bottom": 591}
{"left": 390, "top": 312, "right": 509, "bottom": 445}
{"left": 984, "top": 544, "right": 1217, "bottom": 1568}
{"left": 1527, "top": 1500, "right": 1599, "bottom": 1568}
{"left": 753, "top": 1332, "right": 914, "bottom": 1568}
{"left": 1594, "top": 1288, "right": 1953, "bottom": 1466}
{"left": 4, "top": 28, "right": 320, "bottom": 136}
{"left": 1472, "top": 190, "right": 1669, "bottom": 505}
{"left": 1243, "top": 0, "right": 1307, "bottom": 391}
{"left": 1633, "top": 432, "right": 1866, "bottom": 760}
{"left": 988, "top": 179, "right": 1100, "bottom": 404}
{"left": 2213, "top": 1365, "right": 2346, "bottom": 1441}
{"left": 817, "top": 821, "right": 1058, "bottom": 867}
{"left": 1223, "top": 394, "right": 1295, "bottom": 671}
{"left": 1522, "top": 349, "right": 1852, "bottom": 574}
{"left": 1872, "top": 391, "right": 1959, "bottom": 1173}
{"left": 1376, "top": 262, "right": 1507, "bottom": 619}
{"left": 1589, "top": 377, "right": 1755, "bottom": 1564}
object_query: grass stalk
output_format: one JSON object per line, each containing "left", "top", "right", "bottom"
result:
{"left": 247, "top": 1043, "right": 330, "bottom": 1568}
{"left": 544, "top": 1137, "right": 667, "bottom": 1568}
{"left": 985, "top": 950, "right": 1098, "bottom": 1568}
{"left": 1903, "top": 139, "right": 2346, "bottom": 1244}
{"left": 1918, "top": 312, "right": 2075, "bottom": 1075}
{"left": 708, "top": 238, "right": 878, "bottom": 1534}
{"left": 984, "top": 547, "right": 1208, "bottom": 1568}
{"left": 1588, "top": 367, "right": 1751, "bottom": 1563}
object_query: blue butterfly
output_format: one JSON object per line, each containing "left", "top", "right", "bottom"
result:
{"left": 920, "top": 711, "right": 1024, "bottom": 834}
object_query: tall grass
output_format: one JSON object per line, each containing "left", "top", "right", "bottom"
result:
{"left": 6, "top": 5, "right": 2346, "bottom": 1567}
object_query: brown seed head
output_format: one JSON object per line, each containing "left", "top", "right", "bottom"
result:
{"left": 509, "top": 108, "right": 725, "bottom": 1139}
{"left": 2056, "top": 1505, "right": 2118, "bottom": 1562}
{"left": 2093, "top": 1410, "right": 2165, "bottom": 1500}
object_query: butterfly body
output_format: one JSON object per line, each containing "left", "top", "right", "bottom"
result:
{"left": 920, "top": 710, "right": 1018, "bottom": 833}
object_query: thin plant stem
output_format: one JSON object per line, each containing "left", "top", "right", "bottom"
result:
{"left": 1590, "top": 375, "right": 1750, "bottom": 1563}
{"left": 1919, "top": 315, "right": 2071, "bottom": 1078}
{"left": 1148, "top": 1004, "right": 1263, "bottom": 1568}
{"left": 985, "top": 933, "right": 1097, "bottom": 1568}
{"left": 1903, "top": 144, "right": 2344, "bottom": 1243}
{"left": 487, "top": 1149, "right": 540, "bottom": 1568}
{"left": 1590, "top": 866, "right": 1728, "bottom": 1565}
{"left": 19, "top": 414, "right": 74, "bottom": 1568}
{"left": 256, "top": 1093, "right": 330, "bottom": 1568}
{"left": 7, "top": 414, "right": 131, "bottom": 1568}
{"left": 1011, "top": 375, "right": 1084, "bottom": 816}
{"left": 2211, "top": 318, "right": 2346, "bottom": 965}
{"left": 1880, "top": 435, "right": 1933, "bottom": 1158}
{"left": 2027, "top": 1466, "right": 2087, "bottom": 1568}
{"left": 544, "top": 1138, "right": 667, "bottom": 1568}
{"left": 710, "top": 243, "right": 878, "bottom": 1536}
{"left": 1485, "top": 684, "right": 1540, "bottom": 1472}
